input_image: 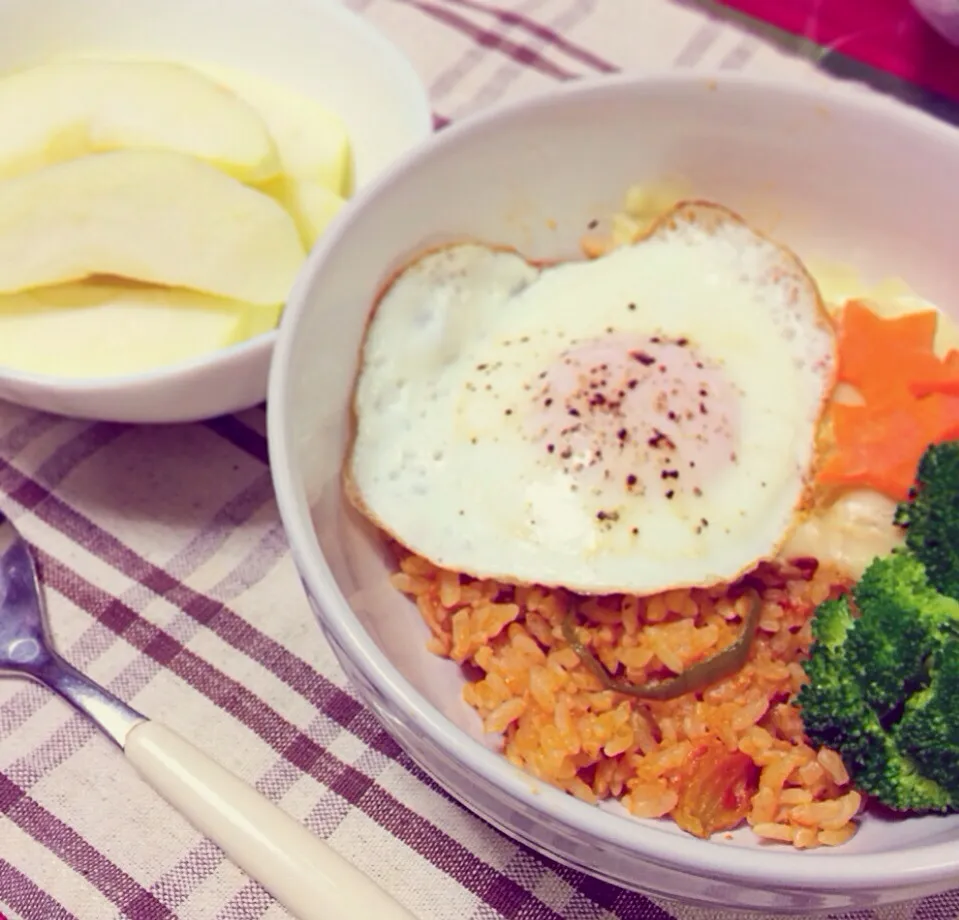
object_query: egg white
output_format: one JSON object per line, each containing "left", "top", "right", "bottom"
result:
{"left": 347, "top": 202, "right": 836, "bottom": 595}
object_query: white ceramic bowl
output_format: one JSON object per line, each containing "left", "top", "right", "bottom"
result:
{"left": 269, "top": 74, "right": 959, "bottom": 912}
{"left": 0, "top": 0, "right": 430, "bottom": 423}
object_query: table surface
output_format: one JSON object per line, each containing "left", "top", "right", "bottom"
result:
{"left": 1, "top": 2, "right": 957, "bottom": 919}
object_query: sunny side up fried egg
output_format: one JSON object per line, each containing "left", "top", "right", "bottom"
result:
{"left": 346, "top": 202, "right": 836, "bottom": 595}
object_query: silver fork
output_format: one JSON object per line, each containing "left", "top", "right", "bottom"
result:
{"left": 0, "top": 510, "right": 415, "bottom": 920}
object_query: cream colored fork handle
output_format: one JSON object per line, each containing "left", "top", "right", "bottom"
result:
{"left": 125, "top": 720, "right": 417, "bottom": 920}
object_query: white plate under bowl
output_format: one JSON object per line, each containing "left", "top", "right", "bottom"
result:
{"left": 0, "top": 0, "right": 431, "bottom": 423}
{"left": 268, "top": 73, "right": 959, "bottom": 912}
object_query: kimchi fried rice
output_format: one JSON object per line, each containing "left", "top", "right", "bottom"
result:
{"left": 390, "top": 547, "right": 864, "bottom": 849}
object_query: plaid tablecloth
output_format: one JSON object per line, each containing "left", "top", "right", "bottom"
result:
{"left": 0, "top": 2, "right": 956, "bottom": 919}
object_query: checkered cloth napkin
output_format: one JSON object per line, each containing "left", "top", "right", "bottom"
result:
{"left": 0, "top": 2, "right": 955, "bottom": 919}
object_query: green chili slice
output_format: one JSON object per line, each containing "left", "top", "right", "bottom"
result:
{"left": 561, "top": 589, "right": 762, "bottom": 701}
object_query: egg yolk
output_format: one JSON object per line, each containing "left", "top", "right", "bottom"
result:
{"left": 527, "top": 333, "right": 741, "bottom": 501}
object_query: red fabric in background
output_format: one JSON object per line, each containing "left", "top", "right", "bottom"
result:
{"left": 714, "top": 0, "right": 959, "bottom": 103}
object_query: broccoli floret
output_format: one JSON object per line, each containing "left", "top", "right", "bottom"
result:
{"left": 811, "top": 593, "right": 855, "bottom": 650}
{"left": 849, "top": 553, "right": 959, "bottom": 718}
{"left": 798, "top": 552, "right": 959, "bottom": 814}
{"left": 895, "top": 441, "right": 959, "bottom": 600}
{"left": 854, "top": 732, "right": 952, "bottom": 814}
{"left": 897, "top": 637, "right": 959, "bottom": 801}
{"left": 798, "top": 596, "right": 885, "bottom": 764}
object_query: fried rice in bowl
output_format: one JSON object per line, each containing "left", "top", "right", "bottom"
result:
{"left": 268, "top": 74, "right": 959, "bottom": 911}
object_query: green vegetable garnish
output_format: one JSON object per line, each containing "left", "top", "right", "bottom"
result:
{"left": 894, "top": 440, "right": 959, "bottom": 600}
{"left": 563, "top": 590, "right": 761, "bottom": 701}
{"left": 799, "top": 440, "right": 959, "bottom": 814}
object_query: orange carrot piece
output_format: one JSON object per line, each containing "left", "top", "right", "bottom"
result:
{"left": 836, "top": 300, "right": 941, "bottom": 400}
{"left": 818, "top": 401, "right": 922, "bottom": 500}
{"left": 909, "top": 349, "right": 959, "bottom": 398}
{"left": 818, "top": 392, "right": 959, "bottom": 500}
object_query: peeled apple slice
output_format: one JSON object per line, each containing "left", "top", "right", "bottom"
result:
{"left": 0, "top": 59, "right": 280, "bottom": 182}
{"left": 0, "top": 149, "right": 306, "bottom": 306}
{"left": 200, "top": 63, "right": 353, "bottom": 195}
{"left": 0, "top": 281, "right": 281, "bottom": 377}
{"left": 262, "top": 175, "right": 346, "bottom": 248}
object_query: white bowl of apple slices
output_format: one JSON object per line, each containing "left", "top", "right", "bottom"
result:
{"left": 0, "top": 0, "right": 431, "bottom": 422}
